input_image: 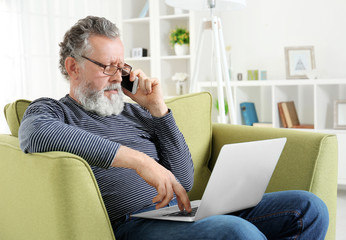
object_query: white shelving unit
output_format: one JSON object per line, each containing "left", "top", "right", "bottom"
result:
{"left": 198, "top": 78, "right": 346, "bottom": 187}
{"left": 118, "top": 0, "right": 194, "bottom": 96}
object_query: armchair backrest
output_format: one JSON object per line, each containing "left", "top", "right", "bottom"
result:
{"left": 4, "top": 92, "right": 213, "bottom": 200}
{"left": 165, "top": 92, "right": 213, "bottom": 200}
{"left": 4, "top": 99, "right": 31, "bottom": 137}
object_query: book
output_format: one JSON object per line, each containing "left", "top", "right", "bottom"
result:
{"left": 277, "top": 102, "right": 288, "bottom": 128}
{"left": 292, "top": 124, "right": 314, "bottom": 129}
{"left": 240, "top": 102, "right": 259, "bottom": 126}
{"left": 138, "top": 0, "right": 149, "bottom": 18}
{"left": 281, "top": 101, "right": 300, "bottom": 128}
{"left": 278, "top": 101, "right": 314, "bottom": 129}
{"left": 253, "top": 122, "right": 273, "bottom": 128}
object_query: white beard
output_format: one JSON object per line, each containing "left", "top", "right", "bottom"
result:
{"left": 74, "top": 82, "right": 125, "bottom": 117}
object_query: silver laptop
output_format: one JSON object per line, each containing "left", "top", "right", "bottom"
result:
{"left": 131, "top": 138, "right": 287, "bottom": 222}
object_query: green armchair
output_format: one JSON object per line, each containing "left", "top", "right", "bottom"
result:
{"left": 0, "top": 92, "right": 338, "bottom": 240}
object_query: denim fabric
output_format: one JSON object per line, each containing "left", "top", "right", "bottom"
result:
{"left": 112, "top": 190, "right": 329, "bottom": 240}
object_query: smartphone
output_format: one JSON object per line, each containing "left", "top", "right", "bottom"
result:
{"left": 121, "top": 75, "right": 138, "bottom": 94}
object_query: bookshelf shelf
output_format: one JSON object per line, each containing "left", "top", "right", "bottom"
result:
{"left": 122, "top": 17, "right": 150, "bottom": 23}
{"left": 161, "top": 55, "right": 191, "bottom": 60}
{"left": 125, "top": 57, "right": 152, "bottom": 62}
{"left": 159, "top": 14, "right": 189, "bottom": 20}
{"left": 198, "top": 78, "right": 346, "bottom": 128}
{"left": 197, "top": 78, "right": 346, "bottom": 186}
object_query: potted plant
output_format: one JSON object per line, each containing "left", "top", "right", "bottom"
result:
{"left": 169, "top": 27, "right": 189, "bottom": 56}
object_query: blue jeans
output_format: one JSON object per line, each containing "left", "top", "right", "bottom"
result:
{"left": 112, "top": 190, "right": 329, "bottom": 240}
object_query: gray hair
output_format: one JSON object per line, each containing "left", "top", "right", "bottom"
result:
{"left": 59, "top": 16, "right": 120, "bottom": 79}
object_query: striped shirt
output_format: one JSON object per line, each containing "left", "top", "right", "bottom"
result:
{"left": 19, "top": 95, "right": 194, "bottom": 222}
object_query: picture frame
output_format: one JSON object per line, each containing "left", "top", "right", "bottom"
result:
{"left": 284, "top": 46, "right": 316, "bottom": 79}
{"left": 334, "top": 100, "right": 346, "bottom": 130}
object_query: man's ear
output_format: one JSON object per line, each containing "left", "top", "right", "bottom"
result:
{"left": 65, "top": 57, "right": 80, "bottom": 80}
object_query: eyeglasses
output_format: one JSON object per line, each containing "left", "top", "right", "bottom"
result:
{"left": 81, "top": 55, "right": 132, "bottom": 76}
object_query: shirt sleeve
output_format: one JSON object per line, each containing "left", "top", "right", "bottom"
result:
{"left": 18, "top": 99, "right": 119, "bottom": 169}
{"left": 152, "top": 110, "right": 194, "bottom": 192}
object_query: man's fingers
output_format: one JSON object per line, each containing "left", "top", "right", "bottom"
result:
{"left": 144, "top": 78, "right": 152, "bottom": 94}
{"left": 174, "top": 183, "right": 191, "bottom": 212}
{"left": 135, "top": 74, "right": 158, "bottom": 95}
{"left": 154, "top": 183, "right": 174, "bottom": 209}
{"left": 152, "top": 194, "right": 162, "bottom": 204}
{"left": 152, "top": 184, "right": 166, "bottom": 204}
{"left": 177, "top": 198, "right": 184, "bottom": 212}
{"left": 135, "top": 155, "right": 190, "bottom": 211}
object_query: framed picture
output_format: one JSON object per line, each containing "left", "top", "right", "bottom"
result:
{"left": 334, "top": 100, "right": 346, "bottom": 130}
{"left": 285, "top": 46, "right": 316, "bottom": 79}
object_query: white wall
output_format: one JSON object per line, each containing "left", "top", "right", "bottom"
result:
{"left": 193, "top": 0, "right": 346, "bottom": 80}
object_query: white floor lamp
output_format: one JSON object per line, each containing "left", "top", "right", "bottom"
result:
{"left": 165, "top": 0, "right": 246, "bottom": 124}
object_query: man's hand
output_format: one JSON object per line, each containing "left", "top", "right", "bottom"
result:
{"left": 122, "top": 69, "right": 168, "bottom": 117}
{"left": 112, "top": 145, "right": 192, "bottom": 212}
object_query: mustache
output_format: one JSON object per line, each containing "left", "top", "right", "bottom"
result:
{"left": 103, "top": 83, "right": 122, "bottom": 92}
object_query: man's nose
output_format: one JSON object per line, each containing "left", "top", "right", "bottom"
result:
{"left": 109, "top": 70, "right": 122, "bottom": 83}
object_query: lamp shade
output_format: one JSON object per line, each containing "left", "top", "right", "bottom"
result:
{"left": 165, "top": 0, "right": 246, "bottom": 11}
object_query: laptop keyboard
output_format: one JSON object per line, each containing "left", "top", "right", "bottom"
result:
{"left": 164, "top": 207, "right": 198, "bottom": 217}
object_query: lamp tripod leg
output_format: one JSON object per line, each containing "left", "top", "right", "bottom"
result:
{"left": 190, "top": 16, "right": 237, "bottom": 124}
{"left": 189, "top": 18, "right": 207, "bottom": 93}
{"left": 217, "top": 18, "right": 237, "bottom": 124}
{"left": 212, "top": 16, "right": 226, "bottom": 123}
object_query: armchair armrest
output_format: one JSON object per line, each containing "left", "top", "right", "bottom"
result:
{"left": 210, "top": 124, "right": 338, "bottom": 240}
{"left": 0, "top": 134, "right": 115, "bottom": 240}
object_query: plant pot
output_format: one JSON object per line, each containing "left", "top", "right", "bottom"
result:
{"left": 174, "top": 44, "right": 189, "bottom": 56}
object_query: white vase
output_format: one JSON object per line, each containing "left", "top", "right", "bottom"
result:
{"left": 174, "top": 44, "right": 189, "bottom": 56}
{"left": 175, "top": 81, "right": 186, "bottom": 95}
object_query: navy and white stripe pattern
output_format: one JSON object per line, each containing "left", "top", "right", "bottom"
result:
{"left": 19, "top": 95, "right": 194, "bottom": 222}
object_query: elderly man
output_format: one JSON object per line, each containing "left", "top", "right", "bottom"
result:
{"left": 19, "top": 16, "right": 329, "bottom": 239}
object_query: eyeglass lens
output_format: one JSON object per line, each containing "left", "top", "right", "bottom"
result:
{"left": 105, "top": 65, "right": 131, "bottom": 76}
